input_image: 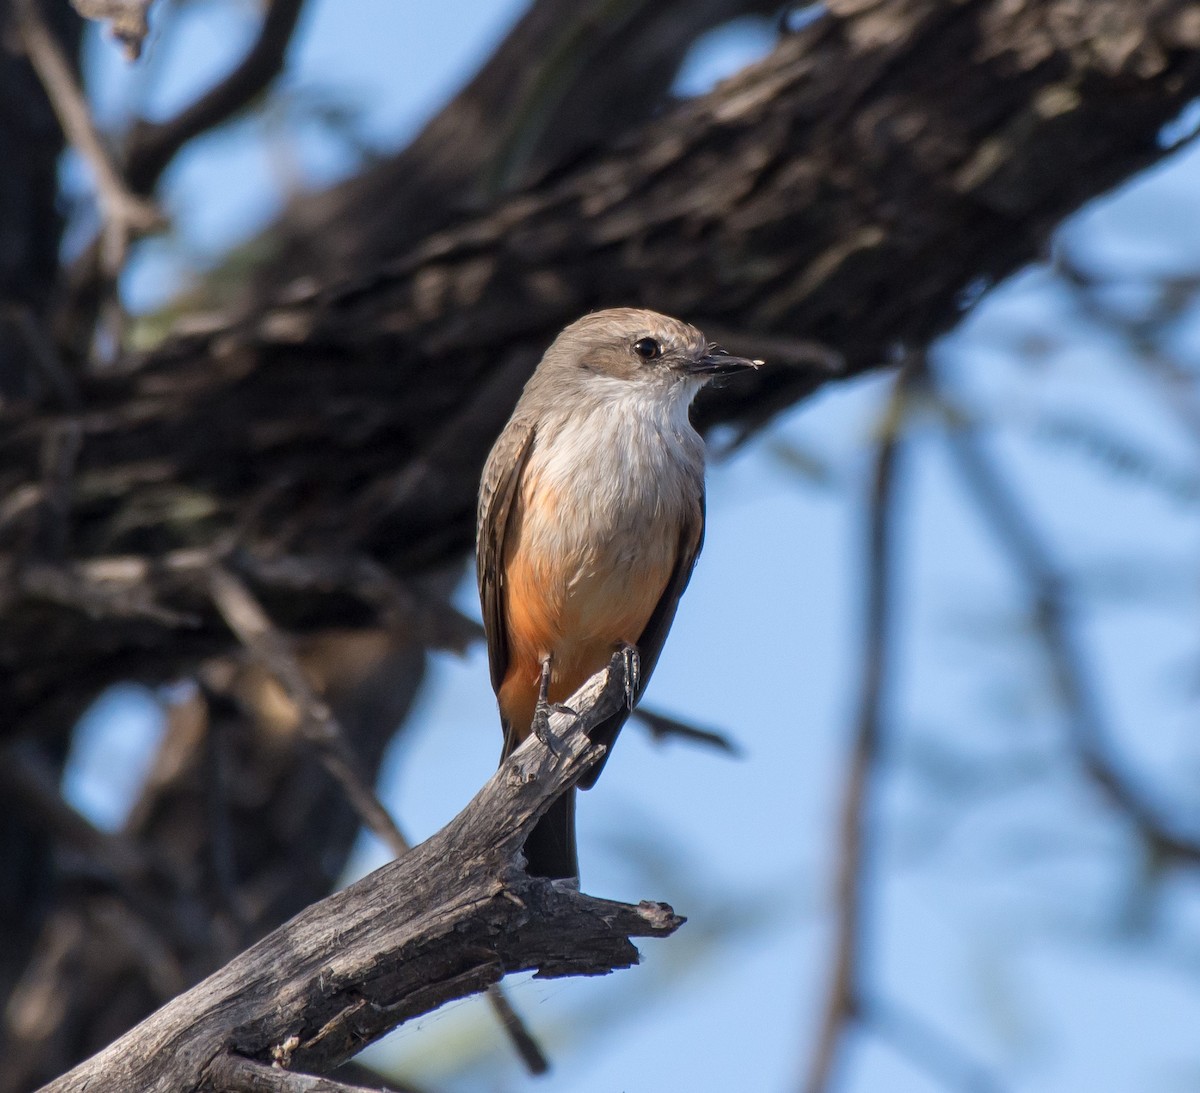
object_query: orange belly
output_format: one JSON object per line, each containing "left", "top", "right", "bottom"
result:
{"left": 498, "top": 494, "right": 677, "bottom": 743}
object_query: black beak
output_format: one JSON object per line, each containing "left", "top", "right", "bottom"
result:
{"left": 686, "top": 345, "right": 764, "bottom": 377}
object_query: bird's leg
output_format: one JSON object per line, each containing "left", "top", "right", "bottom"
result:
{"left": 615, "top": 641, "right": 641, "bottom": 710}
{"left": 531, "top": 655, "right": 560, "bottom": 753}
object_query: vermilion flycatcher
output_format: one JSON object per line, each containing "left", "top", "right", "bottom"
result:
{"left": 477, "top": 308, "right": 760, "bottom": 881}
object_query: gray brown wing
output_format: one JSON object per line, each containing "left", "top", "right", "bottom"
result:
{"left": 477, "top": 421, "right": 537, "bottom": 696}
{"left": 578, "top": 490, "right": 706, "bottom": 789}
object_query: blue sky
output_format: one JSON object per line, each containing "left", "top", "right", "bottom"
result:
{"left": 62, "top": 3, "right": 1200, "bottom": 1090}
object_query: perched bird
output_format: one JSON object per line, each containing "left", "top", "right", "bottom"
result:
{"left": 477, "top": 308, "right": 761, "bottom": 881}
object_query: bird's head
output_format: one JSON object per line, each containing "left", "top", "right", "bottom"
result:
{"left": 539, "top": 308, "right": 762, "bottom": 404}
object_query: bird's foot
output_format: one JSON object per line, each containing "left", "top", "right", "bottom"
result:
{"left": 531, "top": 696, "right": 579, "bottom": 753}
{"left": 531, "top": 656, "right": 565, "bottom": 754}
{"left": 615, "top": 641, "right": 641, "bottom": 709}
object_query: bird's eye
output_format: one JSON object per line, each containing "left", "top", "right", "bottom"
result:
{"left": 633, "top": 337, "right": 661, "bottom": 360}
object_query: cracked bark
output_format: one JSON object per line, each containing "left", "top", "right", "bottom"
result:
{"left": 40, "top": 662, "right": 682, "bottom": 1093}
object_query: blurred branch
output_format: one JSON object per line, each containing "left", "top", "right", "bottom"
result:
{"left": 934, "top": 378, "right": 1200, "bottom": 866}
{"left": 206, "top": 564, "right": 549, "bottom": 1076}
{"left": 15, "top": 0, "right": 164, "bottom": 279}
{"left": 0, "top": 738, "right": 216, "bottom": 955}
{"left": 208, "top": 563, "right": 412, "bottom": 856}
{"left": 71, "top": 0, "right": 155, "bottom": 60}
{"left": 633, "top": 705, "right": 744, "bottom": 756}
{"left": 0, "top": 740, "right": 143, "bottom": 877}
{"left": 123, "top": 0, "right": 306, "bottom": 194}
{"left": 803, "top": 364, "right": 1003, "bottom": 1093}
{"left": 483, "top": 987, "right": 549, "bottom": 1077}
{"left": 42, "top": 657, "right": 682, "bottom": 1093}
{"left": 61, "top": 0, "right": 306, "bottom": 352}
{"left": 803, "top": 365, "right": 912, "bottom": 1093}
{"left": 1056, "top": 253, "right": 1200, "bottom": 446}
{"left": 862, "top": 998, "right": 1001, "bottom": 1093}
{"left": 6, "top": 302, "right": 80, "bottom": 409}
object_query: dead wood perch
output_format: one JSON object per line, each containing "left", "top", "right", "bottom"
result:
{"left": 40, "top": 655, "right": 683, "bottom": 1093}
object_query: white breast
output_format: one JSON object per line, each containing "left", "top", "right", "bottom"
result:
{"left": 522, "top": 377, "right": 704, "bottom": 567}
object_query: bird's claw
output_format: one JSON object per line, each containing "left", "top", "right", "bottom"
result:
{"left": 531, "top": 698, "right": 560, "bottom": 755}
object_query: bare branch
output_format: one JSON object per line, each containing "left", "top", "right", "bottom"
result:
{"left": 633, "top": 705, "right": 744, "bottom": 757}
{"left": 40, "top": 657, "right": 683, "bottom": 1093}
{"left": 15, "top": 0, "right": 165, "bottom": 273}
{"left": 802, "top": 366, "right": 915, "bottom": 1093}
{"left": 803, "top": 370, "right": 1008, "bottom": 1093}
{"left": 60, "top": 0, "right": 306, "bottom": 354}
{"left": 123, "top": 0, "right": 306, "bottom": 195}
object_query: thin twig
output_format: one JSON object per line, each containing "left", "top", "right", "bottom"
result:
{"left": 933, "top": 380, "right": 1200, "bottom": 865}
{"left": 206, "top": 564, "right": 549, "bottom": 1074}
{"left": 207, "top": 564, "right": 410, "bottom": 857}
{"left": 802, "top": 365, "right": 913, "bottom": 1093}
{"left": 804, "top": 369, "right": 1009, "bottom": 1093}
{"left": 61, "top": 0, "right": 305, "bottom": 352}
{"left": 633, "top": 705, "right": 743, "bottom": 756}
{"left": 1055, "top": 252, "right": 1200, "bottom": 446}
{"left": 483, "top": 987, "right": 549, "bottom": 1076}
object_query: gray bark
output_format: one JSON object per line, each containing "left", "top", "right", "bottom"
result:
{"left": 41, "top": 661, "right": 682, "bottom": 1093}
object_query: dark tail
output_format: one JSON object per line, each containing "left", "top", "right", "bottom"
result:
{"left": 522, "top": 787, "right": 577, "bottom": 881}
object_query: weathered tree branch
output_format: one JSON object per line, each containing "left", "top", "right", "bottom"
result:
{"left": 251, "top": 0, "right": 782, "bottom": 292}
{"left": 207, "top": 563, "right": 548, "bottom": 1075}
{"left": 206, "top": 1055, "right": 389, "bottom": 1093}
{"left": 41, "top": 656, "right": 682, "bottom": 1092}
